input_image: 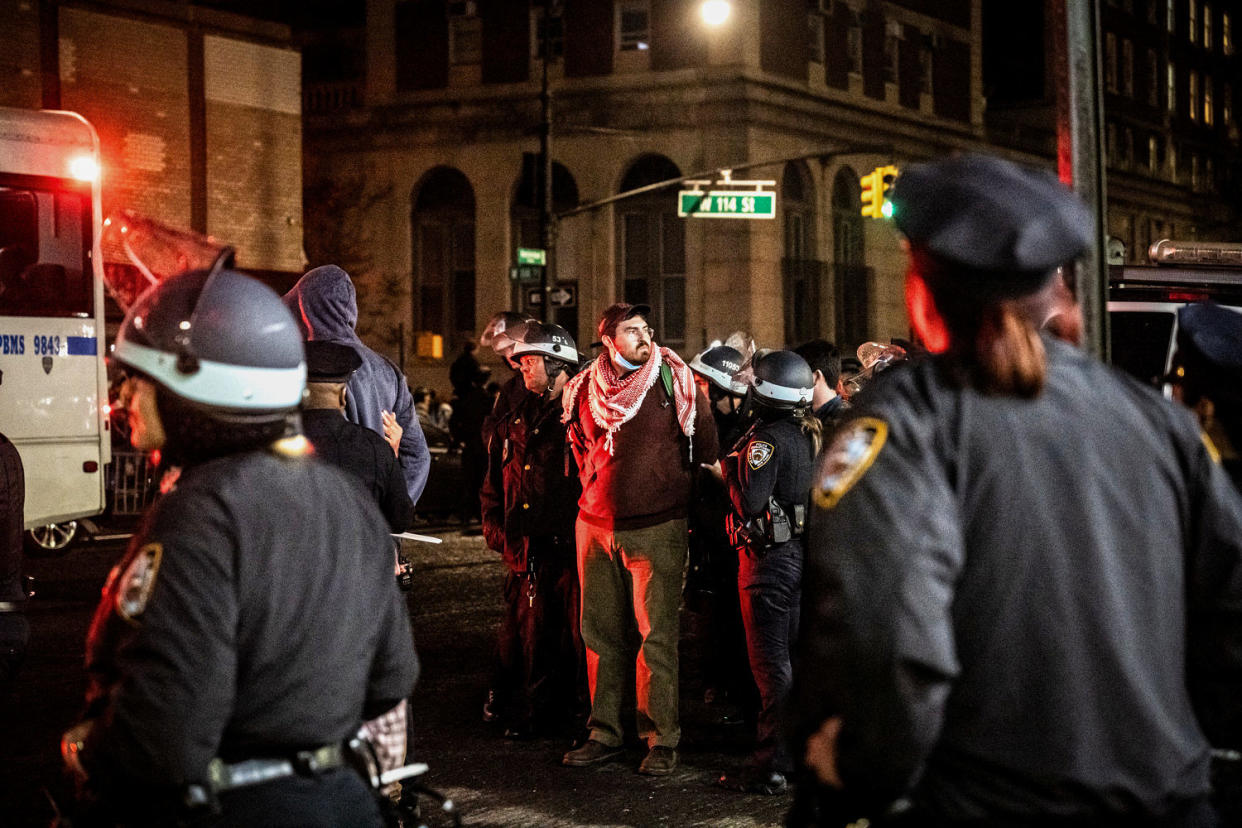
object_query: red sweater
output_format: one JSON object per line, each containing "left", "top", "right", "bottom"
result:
{"left": 568, "top": 376, "right": 718, "bottom": 530}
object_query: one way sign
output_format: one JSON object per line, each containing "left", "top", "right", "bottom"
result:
{"left": 526, "top": 285, "right": 576, "bottom": 307}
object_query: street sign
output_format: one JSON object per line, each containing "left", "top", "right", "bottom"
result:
{"left": 677, "top": 190, "right": 776, "bottom": 219}
{"left": 526, "top": 285, "right": 576, "bottom": 307}
{"left": 509, "top": 264, "right": 543, "bottom": 282}
{"left": 517, "top": 247, "right": 546, "bottom": 266}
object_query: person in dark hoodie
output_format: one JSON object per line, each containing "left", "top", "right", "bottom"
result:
{"left": 284, "top": 265, "right": 430, "bottom": 506}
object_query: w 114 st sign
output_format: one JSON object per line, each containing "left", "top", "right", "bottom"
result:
{"left": 677, "top": 172, "right": 777, "bottom": 219}
{"left": 678, "top": 190, "right": 775, "bottom": 219}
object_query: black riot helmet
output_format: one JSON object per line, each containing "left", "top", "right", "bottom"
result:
{"left": 113, "top": 258, "right": 306, "bottom": 464}
{"left": 742, "top": 349, "right": 814, "bottom": 419}
{"left": 511, "top": 320, "right": 580, "bottom": 382}
{"left": 690, "top": 344, "right": 747, "bottom": 398}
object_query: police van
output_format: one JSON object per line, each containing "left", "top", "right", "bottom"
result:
{"left": 0, "top": 107, "right": 110, "bottom": 551}
{"left": 1109, "top": 239, "right": 1242, "bottom": 392}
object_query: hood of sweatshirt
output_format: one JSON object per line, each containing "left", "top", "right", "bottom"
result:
{"left": 283, "top": 265, "right": 360, "bottom": 344}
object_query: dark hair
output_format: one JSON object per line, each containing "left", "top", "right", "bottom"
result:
{"left": 794, "top": 339, "right": 842, "bottom": 388}
{"left": 156, "top": 387, "right": 300, "bottom": 467}
{"left": 912, "top": 247, "right": 1052, "bottom": 398}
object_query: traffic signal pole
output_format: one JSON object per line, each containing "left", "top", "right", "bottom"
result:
{"left": 1053, "top": 0, "right": 1110, "bottom": 361}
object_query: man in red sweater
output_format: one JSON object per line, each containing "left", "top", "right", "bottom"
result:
{"left": 560, "top": 303, "right": 718, "bottom": 775}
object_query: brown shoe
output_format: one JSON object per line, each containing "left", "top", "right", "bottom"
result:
{"left": 638, "top": 746, "right": 678, "bottom": 776}
{"left": 562, "top": 739, "right": 623, "bottom": 767}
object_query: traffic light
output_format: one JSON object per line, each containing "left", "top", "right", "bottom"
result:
{"left": 859, "top": 169, "right": 883, "bottom": 218}
{"left": 859, "top": 165, "right": 900, "bottom": 219}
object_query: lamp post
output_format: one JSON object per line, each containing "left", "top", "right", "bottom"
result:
{"left": 537, "top": 1, "right": 561, "bottom": 323}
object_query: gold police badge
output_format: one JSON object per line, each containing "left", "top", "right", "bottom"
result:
{"left": 813, "top": 417, "right": 888, "bottom": 509}
{"left": 747, "top": 440, "right": 775, "bottom": 470}
{"left": 115, "top": 542, "right": 164, "bottom": 624}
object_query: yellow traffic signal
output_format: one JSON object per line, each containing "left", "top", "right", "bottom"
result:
{"left": 860, "top": 165, "right": 900, "bottom": 219}
{"left": 859, "top": 170, "right": 883, "bottom": 218}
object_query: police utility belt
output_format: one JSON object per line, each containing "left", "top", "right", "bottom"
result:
{"left": 183, "top": 743, "right": 347, "bottom": 807}
{"left": 726, "top": 497, "right": 806, "bottom": 551}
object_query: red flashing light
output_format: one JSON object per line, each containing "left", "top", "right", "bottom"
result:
{"left": 1167, "top": 291, "right": 1208, "bottom": 302}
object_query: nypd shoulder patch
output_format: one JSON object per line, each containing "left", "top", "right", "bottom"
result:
{"left": 747, "top": 440, "right": 775, "bottom": 470}
{"left": 813, "top": 417, "right": 889, "bottom": 510}
{"left": 115, "top": 542, "right": 164, "bottom": 624}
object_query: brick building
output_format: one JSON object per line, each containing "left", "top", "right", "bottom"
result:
{"left": 302, "top": 0, "right": 985, "bottom": 384}
{"left": 0, "top": 0, "right": 304, "bottom": 282}
{"left": 985, "top": 0, "right": 1242, "bottom": 262}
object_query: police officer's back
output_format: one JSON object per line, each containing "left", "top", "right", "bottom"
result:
{"left": 64, "top": 266, "right": 418, "bottom": 826}
{"left": 301, "top": 340, "right": 413, "bottom": 533}
{"left": 793, "top": 155, "right": 1242, "bottom": 825}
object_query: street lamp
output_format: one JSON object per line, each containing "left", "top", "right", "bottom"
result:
{"left": 701, "top": 0, "right": 731, "bottom": 27}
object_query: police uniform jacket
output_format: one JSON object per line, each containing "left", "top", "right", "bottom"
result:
{"left": 80, "top": 450, "right": 419, "bottom": 801}
{"left": 723, "top": 416, "right": 816, "bottom": 546}
{"left": 302, "top": 408, "right": 414, "bottom": 533}
{"left": 796, "top": 336, "right": 1242, "bottom": 819}
{"left": 480, "top": 389, "right": 580, "bottom": 573}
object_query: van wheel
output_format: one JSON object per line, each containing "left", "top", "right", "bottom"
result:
{"left": 25, "top": 521, "right": 79, "bottom": 555}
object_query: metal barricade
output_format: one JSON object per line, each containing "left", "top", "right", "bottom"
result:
{"left": 107, "top": 449, "right": 157, "bottom": 515}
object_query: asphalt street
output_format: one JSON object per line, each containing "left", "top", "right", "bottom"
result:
{"left": 2, "top": 528, "right": 793, "bottom": 827}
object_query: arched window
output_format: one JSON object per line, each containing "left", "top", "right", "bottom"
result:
{"left": 832, "top": 168, "right": 868, "bottom": 351}
{"left": 511, "top": 157, "right": 579, "bottom": 332}
{"left": 411, "top": 167, "right": 475, "bottom": 349}
{"left": 615, "top": 154, "right": 685, "bottom": 347}
{"left": 782, "top": 161, "right": 820, "bottom": 345}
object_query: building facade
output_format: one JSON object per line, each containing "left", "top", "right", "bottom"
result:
{"left": 303, "top": 0, "right": 985, "bottom": 382}
{"left": 0, "top": 0, "right": 304, "bottom": 282}
{"left": 985, "top": 0, "right": 1242, "bottom": 263}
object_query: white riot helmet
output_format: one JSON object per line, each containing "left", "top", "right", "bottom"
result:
{"left": 690, "top": 344, "right": 747, "bottom": 396}
{"left": 511, "top": 321, "right": 580, "bottom": 380}
{"left": 480, "top": 311, "right": 534, "bottom": 358}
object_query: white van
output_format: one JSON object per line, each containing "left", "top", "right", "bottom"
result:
{"left": 0, "top": 108, "right": 110, "bottom": 550}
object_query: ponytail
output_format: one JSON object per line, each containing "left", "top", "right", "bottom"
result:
{"left": 796, "top": 409, "right": 824, "bottom": 455}
{"left": 974, "top": 302, "right": 1047, "bottom": 398}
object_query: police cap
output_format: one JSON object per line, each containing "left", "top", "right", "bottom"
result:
{"left": 305, "top": 340, "right": 362, "bottom": 383}
{"left": 1178, "top": 302, "right": 1242, "bottom": 407}
{"left": 891, "top": 154, "right": 1093, "bottom": 287}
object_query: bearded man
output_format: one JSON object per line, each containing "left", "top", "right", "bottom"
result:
{"left": 560, "top": 303, "right": 718, "bottom": 776}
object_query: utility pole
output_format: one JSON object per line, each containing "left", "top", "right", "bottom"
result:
{"left": 537, "top": 1, "right": 560, "bottom": 323}
{"left": 1052, "top": 0, "right": 1110, "bottom": 361}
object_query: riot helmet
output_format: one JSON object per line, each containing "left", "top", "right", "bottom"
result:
{"left": 480, "top": 311, "right": 534, "bottom": 358}
{"left": 113, "top": 259, "right": 306, "bottom": 464}
{"left": 511, "top": 321, "right": 580, "bottom": 383}
{"left": 690, "top": 344, "right": 747, "bottom": 397}
{"left": 743, "top": 349, "right": 814, "bottom": 418}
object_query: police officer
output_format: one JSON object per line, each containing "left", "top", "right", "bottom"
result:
{"left": 480, "top": 321, "right": 585, "bottom": 740}
{"left": 690, "top": 344, "right": 749, "bottom": 448}
{"left": 480, "top": 310, "right": 535, "bottom": 450}
{"left": 1173, "top": 301, "right": 1242, "bottom": 825}
{"left": 62, "top": 264, "right": 419, "bottom": 826}
{"left": 718, "top": 349, "right": 820, "bottom": 796}
{"left": 302, "top": 340, "right": 413, "bottom": 533}
{"left": 687, "top": 344, "right": 754, "bottom": 723}
{"left": 1173, "top": 302, "right": 1242, "bottom": 490}
{"left": 793, "top": 154, "right": 1242, "bottom": 826}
